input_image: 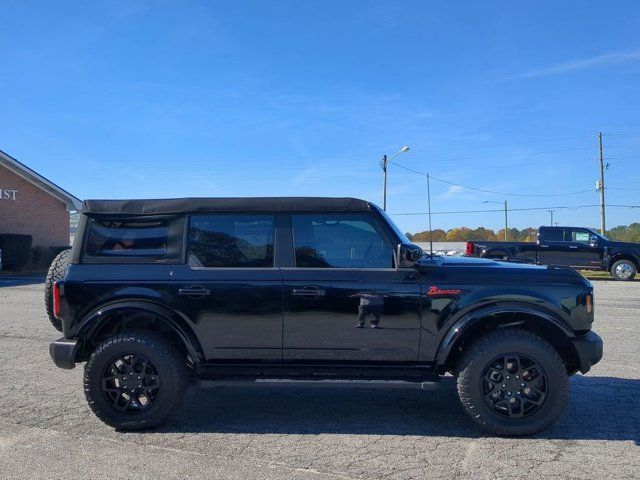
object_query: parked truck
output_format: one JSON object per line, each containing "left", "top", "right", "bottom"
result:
{"left": 465, "top": 226, "right": 640, "bottom": 280}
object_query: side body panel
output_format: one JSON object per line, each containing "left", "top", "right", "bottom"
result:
{"left": 168, "top": 266, "right": 283, "bottom": 360}
{"left": 415, "top": 258, "right": 591, "bottom": 362}
{"left": 281, "top": 268, "right": 421, "bottom": 361}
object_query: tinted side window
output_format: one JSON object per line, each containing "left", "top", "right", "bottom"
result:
{"left": 542, "top": 228, "right": 564, "bottom": 242}
{"left": 85, "top": 220, "right": 168, "bottom": 259}
{"left": 292, "top": 214, "right": 393, "bottom": 268}
{"left": 188, "top": 215, "right": 274, "bottom": 267}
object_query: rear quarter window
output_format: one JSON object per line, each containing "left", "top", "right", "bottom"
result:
{"left": 83, "top": 219, "right": 170, "bottom": 261}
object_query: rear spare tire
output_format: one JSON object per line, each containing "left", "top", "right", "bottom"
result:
{"left": 44, "top": 249, "right": 71, "bottom": 331}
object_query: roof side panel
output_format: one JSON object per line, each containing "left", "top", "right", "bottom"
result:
{"left": 82, "top": 197, "right": 373, "bottom": 215}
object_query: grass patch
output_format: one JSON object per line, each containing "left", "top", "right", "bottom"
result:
{"left": 577, "top": 270, "right": 612, "bottom": 280}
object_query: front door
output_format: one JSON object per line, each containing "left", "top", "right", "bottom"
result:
{"left": 563, "top": 228, "right": 605, "bottom": 268}
{"left": 282, "top": 213, "right": 421, "bottom": 361}
{"left": 171, "top": 213, "right": 283, "bottom": 361}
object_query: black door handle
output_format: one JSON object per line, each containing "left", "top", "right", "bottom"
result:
{"left": 292, "top": 286, "right": 326, "bottom": 297}
{"left": 178, "top": 286, "right": 211, "bottom": 298}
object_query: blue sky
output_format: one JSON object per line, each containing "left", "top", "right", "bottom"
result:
{"left": 1, "top": 0, "right": 639, "bottom": 234}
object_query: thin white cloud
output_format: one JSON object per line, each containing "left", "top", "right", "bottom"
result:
{"left": 514, "top": 50, "right": 640, "bottom": 79}
{"left": 439, "top": 185, "right": 467, "bottom": 199}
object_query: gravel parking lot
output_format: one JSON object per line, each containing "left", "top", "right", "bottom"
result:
{"left": 0, "top": 279, "right": 638, "bottom": 479}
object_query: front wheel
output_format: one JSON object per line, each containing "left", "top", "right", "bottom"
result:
{"left": 456, "top": 328, "right": 568, "bottom": 436}
{"left": 84, "top": 332, "right": 188, "bottom": 431}
{"left": 610, "top": 259, "right": 637, "bottom": 281}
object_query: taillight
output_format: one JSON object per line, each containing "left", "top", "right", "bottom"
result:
{"left": 53, "top": 281, "right": 62, "bottom": 319}
{"left": 465, "top": 242, "right": 473, "bottom": 255}
{"left": 585, "top": 294, "right": 592, "bottom": 314}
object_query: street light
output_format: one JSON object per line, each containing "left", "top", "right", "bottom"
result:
{"left": 483, "top": 200, "right": 508, "bottom": 241}
{"left": 380, "top": 146, "right": 410, "bottom": 211}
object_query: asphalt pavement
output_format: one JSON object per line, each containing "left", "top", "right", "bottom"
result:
{"left": 0, "top": 280, "right": 638, "bottom": 479}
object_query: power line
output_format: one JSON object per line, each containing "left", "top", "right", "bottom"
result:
{"left": 387, "top": 160, "right": 595, "bottom": 197}
{"left": 388, "top": 204, "right": 640, "bottom": 216}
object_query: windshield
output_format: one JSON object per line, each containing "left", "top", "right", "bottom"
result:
{"left": 377, "top": 208, "right": 412, "bottom": 244}
{"left": 588, "top": 228, "right": 609, "bottom": 241}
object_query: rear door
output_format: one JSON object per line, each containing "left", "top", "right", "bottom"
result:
{"left": 281, "top": 213, "right": 421, "bottom": 362}
{"left": 170, "top": 213, "right": 283, "bottom": 361}
{"left": 537, "top": 227, "right": 571, "bottom": 265}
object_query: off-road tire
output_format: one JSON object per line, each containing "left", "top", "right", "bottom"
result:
{"left": 44, "top": 249, "right": 71, "bottom": 331}
{"left": 84, "top": 332, "right": 188, "bottom": 431}
{"left": 610, "top": 259, "right": 637, "bottom": 281}
{"left": 456, "top": 328, "right": 568, "bottom": 436}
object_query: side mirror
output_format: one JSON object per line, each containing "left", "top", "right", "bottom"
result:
{"left": 396, "top": 243, "right": 423, "bottom": 268}
{"left": 590, "top": 235, "right": 598, "bottom": 247}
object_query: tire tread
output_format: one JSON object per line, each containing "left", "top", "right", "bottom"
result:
{"left": 44, "top": 249, "right": 71, "bottom": 331}
{"left": 83, "top": 331, "right": 187, "bottom": 431}
{"left": 456, "top": 328, "right": 568, "bottom": 436}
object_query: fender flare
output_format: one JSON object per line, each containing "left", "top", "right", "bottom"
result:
{"left": 607, "top": 251, "right": 640, "bottom": 270}
{"left": 434, "top": 301, "right": 575, "bottom": 367}
{"left": 75, "top": 300, "right": 203, "bottom": 362}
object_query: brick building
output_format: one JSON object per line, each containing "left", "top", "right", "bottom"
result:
{"left": 0, "top": 149, "right": 81, "bottom": 248}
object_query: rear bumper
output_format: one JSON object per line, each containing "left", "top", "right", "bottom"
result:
{"left": 49, "top": 338, "right": 78, "bottom": 369}
{"left": 571, "top": 331, "right": 603, "bottom": 374}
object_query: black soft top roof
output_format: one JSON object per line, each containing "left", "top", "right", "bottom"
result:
{"left": 82, "top": 197, "right": 373, "bottom": 216}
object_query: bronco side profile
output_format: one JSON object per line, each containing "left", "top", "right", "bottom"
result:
{"left": 48, "top": 197, "right": 602, "bottom": 435}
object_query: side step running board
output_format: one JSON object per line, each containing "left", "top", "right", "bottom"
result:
{"left": 192, "top": 378, "right": 440, "bottom": 391}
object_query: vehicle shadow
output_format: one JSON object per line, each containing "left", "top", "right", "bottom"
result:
{"left": 157, "top": 375, "right": 640, "bottom": 443}
{"left": 0, "top": 275, "right": 44, "bottom": 287}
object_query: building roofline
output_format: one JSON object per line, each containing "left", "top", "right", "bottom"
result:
{"left": 0, "top": 148, "right": 82, "bottom": 211}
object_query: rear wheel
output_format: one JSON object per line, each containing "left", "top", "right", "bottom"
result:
{"left": 84, "top": 332, "right": 188, "bottom": 431}
{"left": 456, "top": 328, "right": 568, "bottom": 436}
{"left": 610, "top": 259, "right": 637, "bottom": 281}
{"left": 44, "top": 249, "right": 71, "bottom": 331}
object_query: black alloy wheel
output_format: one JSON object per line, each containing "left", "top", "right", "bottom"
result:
{"left": 84, "top": 332, "right": 187, "bottom": 430}
{"left": 101, "top": 353, "right": 161, "bottom": 413}
{"left": 456, "top": 328, "right": 568, "bottom": 436}
{"left": 481, "top": 353, "right": 548, "bottom": 419}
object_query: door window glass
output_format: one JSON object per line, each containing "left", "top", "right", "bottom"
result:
{"left": 571, "top": 230, "right": 591, "bottom": 244}
{"left": 189, "top": 215, "right": 274, "bottom": 267}
{"left": 291, "top": 214, "right": 393, "bottom": 268}
{"left": 543, "top": 228, "right": 564, "bottom": 242}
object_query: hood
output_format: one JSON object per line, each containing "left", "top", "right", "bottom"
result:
{"left": 416, "top": 254, "right": 545, "bottom": 270}
{"left": 606, "top": 241, "right": 640, "bottom": 250}
{"left": 415, "top": 254, "right": 590, "bottom": 287}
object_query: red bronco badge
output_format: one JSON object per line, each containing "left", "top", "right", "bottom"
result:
{"left": 426, "top": 286, "right": 463, "bottom": 297}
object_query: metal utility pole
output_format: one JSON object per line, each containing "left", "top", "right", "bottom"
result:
{"left": 380, "top": 146, "right": 410, "bottom": 211}
{"left": 548, "top": 210, "right": 554, "bottom": 226}
{"left": 483, "top": 200, "right": 508, "bottom": 241}
{"left": 427, "top": 173, "right": 433, "bottom": 256}
{"left": 503, "top": 200, "right": 508, "bottom": 241}
{"left": 381, "top": 155, "right": 388, "bottom": 211}
{"left": 597, "top": 132, "right": 606, "bottom": 235}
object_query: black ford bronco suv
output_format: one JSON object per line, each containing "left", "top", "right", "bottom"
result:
{"left": 48, "top": 197, "right": 602, "bottom": 435}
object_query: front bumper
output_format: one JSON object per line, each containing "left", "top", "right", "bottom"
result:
{"left": 49, "top": 338, "right": 78, "bottom": 369}
{"left": 571, "top": 330, "right": 603, "bottom": 374}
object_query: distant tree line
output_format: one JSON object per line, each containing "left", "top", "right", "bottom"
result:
{"left": 406, "top": 223, "right": 640, "bottom": 243}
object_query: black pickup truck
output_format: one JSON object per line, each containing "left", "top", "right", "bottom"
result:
{"left": 47, "top": 197, "right": 602, "bottom": 436}
{"left": 466, "top": 226, "right": 640, "bottom": 281}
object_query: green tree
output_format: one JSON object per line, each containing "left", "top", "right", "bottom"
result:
{"left": 446, "top": 227, "right": 474, "bottom": 241}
